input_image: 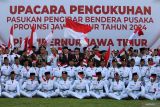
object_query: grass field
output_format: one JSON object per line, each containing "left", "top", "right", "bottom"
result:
{"left": 0, "top": 98, "right": 159, "bottom": 107}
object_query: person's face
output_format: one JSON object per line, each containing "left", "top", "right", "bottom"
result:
{"left": 114, "top": 52, "right": 118, "bottom": 56}
{"left": 15, "top": 59, "right": 19, "bottom": 64}
{"left": 75, "top": 49, "right": 80, "bottom": 55}
{"left": 45, "top": 74, "right": 50, "bottom": 80}
{"left": 11, "top": 74, "right": 15, "bottom": 80}
{"left": 151, "top": 77, "right": 156, "bottom": 82}
{"left": 112, "top": 61, "right": 117, "bottom": 67}
{"left": 88, "top": 61, "right": 94, "bottom": 67}
{"left": 97, "top": 74, "right": 102, "bottom": 80}
{"left": 51, "top": 48, "right": 57, "bottom": 54}
{"left": 5, "top": 49, "right": 9, "bottom": 54}
{"left": 4, "top": 59, "right": 9, "bottom": 65}
{"left": 134, "top": 52, "right": 138, "bottom": 56}
{"left": 42, "top": 62, "right": 46, "bottom": 67}
{"left": 133, "top": 75, "right": 138, "bottom": 81}
{"left": 121, "top": 60, "right": 126, "bottom": 66}
{"left": 100, "top": 61, "right": 105, "bottom": 67}
{"left": 38, "top": 63, "right": 42, "bottom": 68}
{"left": 24, "top": 61, "right": 28, "bottom": 66}
{"left": 114, "top": 75, "right": 120, "bottom": 81}
{"left": 69, "top": 61, "right": 74, "bottom": 66}
{"left": 40, "top": 48, "right": 46, "bottom": 54}
{"left": 78, "top": 73, "right": 84, "bottom": 79}
{"left": 30, "top": 75, "right": 35, "bottom": 80}
{"left": 154, "top": 50, "right": 158, "bottom": 55}
{"left": 130, "top": 60, "right": 135, "bottom": 66}
{"left": 63, "top": 49, "right": 68, "bottom": 54}
{"left": 140, "top": 61, "right": 145, "bottom": 66}
{"left": 62, "top": 74, "right": 67, "bottom": 80}
{"left": 148, "top": 60, "right": 153, "bottom": 65}
{"left": 13, "top": 49, "right": 18, "bottom": 54}
{"left": 32, "top": 63, "right": 36, "bottom": 67}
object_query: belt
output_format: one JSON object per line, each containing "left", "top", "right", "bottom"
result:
{"left": 60, "top": 89, "right": 69, "bottom": 91}
{"left": 113, "top": 90, "right": 122, "bottom": 92}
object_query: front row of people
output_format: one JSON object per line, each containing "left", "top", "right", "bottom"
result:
{"left": 0, "top": 71, "right": 160, "bottom": 100}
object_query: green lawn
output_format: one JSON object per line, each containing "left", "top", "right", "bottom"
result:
{"left": 0, "top": 98, "right": 159, "bottom": 107}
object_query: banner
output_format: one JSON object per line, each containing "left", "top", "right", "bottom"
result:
{"left": 0, "top": 0, "right": 160, "bottom": 50}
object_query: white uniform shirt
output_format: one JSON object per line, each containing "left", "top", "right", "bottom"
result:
{"left": 96, "top": 67, "right": 109, "bottom": 78}
{"left": 38, "top": 79, "right": 57, "bottom": 91}
{"left": 70, "top": 79, "right": 89, "bottom": 92}
{"left": 4, "top": 79, "right": 20, "bottom": 93}
{"left": 127, "top": 80, "right": 144, "bottom": 92}
{"left": 65, "top": 66, "right": 76, "bottom": 78}
{"left": 90, "top": 79, "right": 108, "bottom": 93}
{"left": 47, "top": 53, "right": 59, "bottom": 68}
{"left": 145, "top": 81, "right": 158, "bottom": 94}
{"left": 21, "top": 66, "right": 30, "bottom": 79}
{"left": 109, "top": 80, "right": 126, "bottom": 93}
{"left": 1, "top": 65, "right": 12, "bottom": 76}
{"left": 22, "top": 79, "right": 39, "bottom": 91}
{"left": 58, "top": 79, "right": 72, "bottom": 91}
{"left": 85, "top": 67, "right": 97, "bottom": 79}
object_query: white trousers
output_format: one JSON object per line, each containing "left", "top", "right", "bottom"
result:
{"left": 37, "top": 90, "right": 59, "bottom": 98}
{"left": 89, "top": 91, "right": 107, "bottom": 99}
{"left": 108, "top": 92, "right": 128, "bottom": 100}
{"left": 128, "top": 91, "right": 143, "bottom": 99}
{"left": 20, "top": 90, "right": 37, "bottom": 98}
{"left": 69, "top": 90, "right": 90, "bottom": 99}
{"left": 58, "top": 90, "right": 71, "bottom": 98}
{"left": 143, "top": 93, "right": 157, "bottom": 100}
{"left": 2, "top": 92, "right": 19, "bottom": 98}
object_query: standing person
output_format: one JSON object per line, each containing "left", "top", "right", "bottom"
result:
{"left": 69, "top": 71, "right": 90, "bottom": 99}
{"left": 139, "top": 59, "right": 148, "bottom": 84}
{"left": 128, "top": 58, "right": 141, "bottom": 81}
{"left": 73, "top": 47, "right": 84, "bottom": 67}
{"left": 108, "top": 59, "right": 120, "bottom": 85}
{"left": 119, "top": 58, "right": 130, "bottom": 86}
{"left": 1, "top": 57, "right": 12, "bottom": 83}
{"left": 47, "top": 47, "right": 59, "bottom": 68}
{"left": 59, "top": 46, "right": 73, "bottom": 65}
{"left": 20, "top": 73, "right": 39, "bottom": 98}
{"left": 89, "top": 72, "right": 108, "bottom": 99}
{"left": 37, "top": 46, "right": 48, "bottom": 63}
{"left": 1, "top": 71, "right": 20, "bottom": 98}
{"left": 21, "top": 59, "right": 30, "bottom": 85}
{"left": 37, "top": 72, "right": 59, "bottom": 98}
{"left": 85, "top": 59, "right": 96, "bottom": 80}
{"left": 12, "top": 57, "right": 23, "bottom": 82}
{"left": 108, "top": 72, "right": 128, "bottom": 100}
{"left": 127, "top": 73, "right": 145, "bottom": 99}
{"left": 65, "top": 59, "right": 76, "bottom": 82}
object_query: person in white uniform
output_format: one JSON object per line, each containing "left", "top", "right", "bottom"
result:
{"left": 1, "top": 57, "right": 12, "bottom": 83}
{"left": 69, "top": 71, "right": 90, "bottom": 99}
{"left": 11, "top": 57, "right": 23, "bottom": 82}
{"left": 57, "top": 71, "right": 72, "bottom": 97}
{"left": 89, "top": 72, "right": 108, "bottom": 99}
{"left": 143, "top": 73, "right": 159, "bottom": 100}
{"left": 127, "top": 73, "right": 145, "bottom": 99}
{"left": 37, "top": 72, "right": 59, "bottom": 98}
{"left": 119, "top": 58, "right": 130, "bottom": 86}
{"left": 108, "top": 72, "right": 128, "bottom": 100}
{"left": 1, "top": 71, "right": 20, "bottom": 98}
{"left": 20, "top": 73, "right": 39, "bottom": 98}
{"left": 65, "top": 59, "right": 76, "bottom": 82}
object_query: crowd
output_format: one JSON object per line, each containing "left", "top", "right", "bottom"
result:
{"left": 0, "top": 45, "right": 160, "bottom": 100}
